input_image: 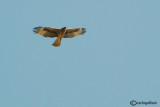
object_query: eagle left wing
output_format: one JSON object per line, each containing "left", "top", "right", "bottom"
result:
{"left": 64, "top": 28, "right": 86, "bottom": 38}
{"left": 33, "top": 26, "right": 60, "bottom": 38}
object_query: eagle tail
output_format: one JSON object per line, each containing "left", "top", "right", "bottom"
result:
{"left": 52, "top": 27, "right": 66, "bottom": 47}
{"left": 52, "top": 39, "right": 61, "bottom": 47}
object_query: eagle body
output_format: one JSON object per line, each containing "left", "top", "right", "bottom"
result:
{"left": 33, "top": 26, "right": 86, "bottom": 47}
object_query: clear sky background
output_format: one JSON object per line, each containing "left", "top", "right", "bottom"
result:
{"left": 0, "top": 0, "right": 160, "bottom": 107}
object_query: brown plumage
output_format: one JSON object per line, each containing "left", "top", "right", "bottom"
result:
{"left": 33, "top": 26, "right": 86, "bottom": 47}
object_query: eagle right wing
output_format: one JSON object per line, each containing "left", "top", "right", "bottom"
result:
{"left": 64, "top": 28, "right": 86, "bottom": 38}
{"left": 33, "top": 26, "right": 60, "bottom": 38}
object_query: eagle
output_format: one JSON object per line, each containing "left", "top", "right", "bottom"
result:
{"left": 33, "top": 26, "right": 86, "bottom": 47}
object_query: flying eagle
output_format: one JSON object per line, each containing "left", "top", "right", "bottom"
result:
{"left": 33, "top": 26, "right": 86, "bottom": 47}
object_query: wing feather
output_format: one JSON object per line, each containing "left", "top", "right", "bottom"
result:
{"left": 33, "top": 26, "right": 59, "bottom": 38}
{"left": 64, "top": 28, "right": 86, "bottom": 38}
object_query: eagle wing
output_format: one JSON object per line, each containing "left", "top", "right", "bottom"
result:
{"left": 33, "top": 26, "right": 60, "bottom": 38}
{"left": 64, "top": 28, "right": 86, "bottom": 38}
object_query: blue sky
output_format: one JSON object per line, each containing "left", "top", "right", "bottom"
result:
{"left": 0, "top": 0, "right": 160, "bottom": 107}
